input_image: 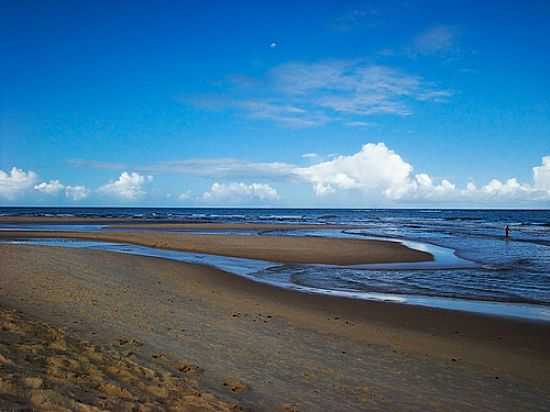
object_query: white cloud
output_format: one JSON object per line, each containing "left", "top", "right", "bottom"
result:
{"left": 202, "top": 182, "right": 279, "bottom": 203}
{"left": 294, "top": 143, "right": 413, "bottom": 197}
{"left": 240, "top": 100, "right": 330, "bottom": 128}
{"left": 65, "top": 185, "right": 89, "bottom": 201}
{"left": 75, "top": 147, "right": 550, "bottom": 206}
{"left": 345, "top": 121, "right": 371, "bottom": 128}
{"left": 271, "top": 61, "right": 352, "bottom": 95}
{"left": 34, "top": 180, "right": 64, "bottom": 195}
{"left": 533, "top": 156, "right": 550, "bottom": 191}
{"left": 270, "top": 42, "right": 278, "bottom": 48}
{"left": 178, "top": 191, "right": 192, "bottom": 201}
{"left": 67, "top": 159, "right": 126, "bottom": 170}
{"left": 457, "top": 175, "right": 550, "bottom": 203}
{"left": 293, "top": 145, "right": 550, "bottom": 203}
{"left": 98, "top": 172, "right": 153, "bottom": 200}
{"left": 411, "top": 25, "right": 455, "bottom": 55}
{"left": 302, "top": 153, "right": 319, "bottom": 159}
{"left": 481, "top": 178, "right": 523, "bottom": 196}
{"left": 397, "top": 174, "right": 458, "bottom": 201}
{"left": 271, "top": 62, "right": 451, "bottom": 117}
{"left": 189, "top": 60, "right": 451, "bottom": 128}
{"left": 0, "top": 167, "right": 38, "bottom": 199}
{"left": 140, "top": 159, "right": 294, "bottom": 179}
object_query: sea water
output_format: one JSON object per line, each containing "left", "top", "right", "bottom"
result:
{"left": 1, "top": 207, "right": 549, "bottom": 318}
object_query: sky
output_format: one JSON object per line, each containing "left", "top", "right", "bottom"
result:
{"left": 1, "top": 0, "right": 550, "bottom": 208}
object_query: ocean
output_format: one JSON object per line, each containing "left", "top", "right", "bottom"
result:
{"left": 1, "top": 207, "right": 549, "bottom": 319}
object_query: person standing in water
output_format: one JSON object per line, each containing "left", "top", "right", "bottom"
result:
{"left": 504, "top": 224, "right": 510, "bottom": 239}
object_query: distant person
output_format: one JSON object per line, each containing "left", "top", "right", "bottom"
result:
{"left": 504, "top": 225, "right": 510, "bottom": 239}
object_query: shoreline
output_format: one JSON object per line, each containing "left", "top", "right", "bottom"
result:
{"left": 1, "top": 244, "right": 549, "bottom": 411}
{"left": 6, "top": 233, "right": 549, "bottom": 324}
{"left": 1, "top": 229, "right": 548, "bottom": 321}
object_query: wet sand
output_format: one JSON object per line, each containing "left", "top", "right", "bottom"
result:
{"left": 0, "top": 229, "right": 432, "bottom": 265}
{"left": 0, "top": 215, "right": 349, "bottom": 229}
{"left": 1, "top": 244, "right": 549, "bottom": 411}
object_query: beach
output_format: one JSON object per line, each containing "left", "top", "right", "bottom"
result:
{"left": 1, "top": 224, "right": 550, "bottom": 411}
{"left": 0, "top": 228, "right": 431, "bottom": 265}
{"left": 5, "top": 0, "right": 550, "bottom": 409}
{"left": 0, "top": 303, "right": 240, "bottom": 412}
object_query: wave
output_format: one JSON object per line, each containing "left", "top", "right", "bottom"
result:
{"left": 520, "top": 222, "right": 550, "bottom": 227}
{"left": 444, "top": 217, "right": 483, "bottom": 221}
{"left": 258, "top": 215, "right": 305, "bottom": 221}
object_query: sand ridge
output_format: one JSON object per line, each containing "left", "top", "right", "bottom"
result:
{"left": 0, "top": 229, "right": 432, "bottom": 265}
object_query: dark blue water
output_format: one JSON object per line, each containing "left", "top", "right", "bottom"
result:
{"left": 2, "top": 207, "right": 549, "bottom": 228}
{"left": 1, "top": 207, "right": 549, "bottom": 311}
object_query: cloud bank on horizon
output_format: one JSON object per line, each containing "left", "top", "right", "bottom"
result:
{"left": 2, "top": 143, "right": 549, "bottom": 206}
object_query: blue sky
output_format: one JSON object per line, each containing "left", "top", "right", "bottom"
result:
{"left": 1, "top": 0, "right": 550, "bottom": 207}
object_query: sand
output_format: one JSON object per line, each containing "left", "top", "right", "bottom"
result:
{"left": 0, "top": 229, "right": 432, "bottom": 265}
{"left": 0, "top": 215, "right": 350, "bottom": 229}
{"left": 0, "top": 305, "right": 243, "bottom": 412}
{"left": 1, "top": 244, "right": 549, "bottom": 411}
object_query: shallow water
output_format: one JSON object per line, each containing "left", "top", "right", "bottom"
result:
{"left": 1, "top": 207, "right": 549, "bottom": 319}
{"left": 263, "top": 228, "right": 550, "bottom": 306}
{"left": 0, "top": 223, "right": 107, "bottom": 232}
{"left": 3, "top": 237, "right": 550, "bottom": 322}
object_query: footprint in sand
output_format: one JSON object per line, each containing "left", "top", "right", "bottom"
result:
{"left": 223, "top": 378, "right": 249, "bottom": 393}
{"left": 175, "top": 360, "right": 203, "bottom": 375}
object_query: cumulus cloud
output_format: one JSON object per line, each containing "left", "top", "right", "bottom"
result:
{"left": 98, "top": 172, "right": 153, "bottom": 200}
{"left": 71, "top": 146, "right": 550, "bottom": 206}
{"left": 65, "top": 185, "right": 90, "bottom": 201}
{"left": 401, "top": 173, "right": 457, "bottom": 201}
{"left": 293, "top": 144, "right": 550, "bottom": 203}
{"left": 0, "top": 167, "right": 38, "bottom": 199}
{"left": 533, "top": 156, "right": 550, "bottom": 191}
{"left": 178, "top": 191, "right": 192, "bottom": 201}
{"left": 457, "top": 176, "right": 549, "bottom": 203}
{"left": 294, "top": 143, "right": 413, "bottom": 197}
{"left": 34, "top": 180, "right": 64, "bottom": 195}
{"left": 202, "top": 182, "right": 279, "bottom": 203}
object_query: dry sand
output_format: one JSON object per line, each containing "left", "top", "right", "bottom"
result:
{"left": 0, "top": 229, "right": 432, "bottom": 265}
{"left": 0, "top": 305, "right": 243, "bottom": 412}
{"left": 1, "top": 244, "right": 549, "bottom": 411}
